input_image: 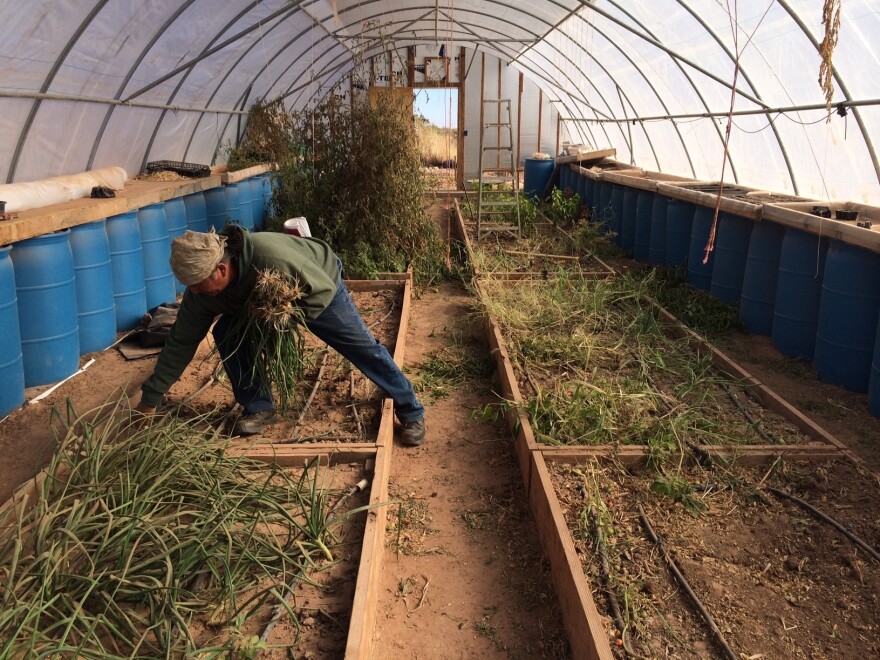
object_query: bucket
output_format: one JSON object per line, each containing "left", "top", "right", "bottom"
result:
{"left": 224, "top": 183, "right": 242, "bottom": 227}
{"left": 164, "top": 198, "right": 188, "bottom": 294}
{"left": 814, "top": 241, "right": 880, "bottom": 392}
{"left": 609, "top": 184, "right": 625, "bottom": 246}
{"left": 283, "top": 217, "right": 311, "bottom": 237}
{"left": 710, "top": 212, "right": 753, "bottom": 304}
{"left": 106, "top": 212, "right": 147, "bottom": 331}
{"left": 183, "top": 191, "right": 208, "bottom": 233}
{"left": 648, "top": 195, "right": 668, "bottom": 266}
{"left": 69, "top": 221, "right": 116, "bottom": 354}
{"left": 204, "top": 187, "right": 228, "bottom": 231}
{"left": 772, "top": 228, "right": 828, "bottom": 360}
{"left": 524, "top": 158, "right": 554, "bottom": 200}
{"left": 739, "top": 222, "right": 785, "bottom": 335}
{"left": 235, "top": 182, "right": 254, "bottom": 232}
{"left": 137, "top": 203, "right": 176, "bottom": 310}
{"left": 665, "top": 199, "right": 695, "bottom": 267}
{"left": 633, "top": 189, "right": 654, "bottom": 262}
{"left": 620, "top": 187, "right": 638, "bottom": 255}
{"left": 0, "top": 246, "right": 25, "bottom": 416}
{"left": 869, "top": 314, "right": 880, "bottom": 417}
{"left": 11, "top": 231, "right": 80, "bottom": 387}
{"left": 687, "top": 206, "right": 717, "bottom": 291}
{"left": 249, "top": 178, "right": 265, "bottom": 231}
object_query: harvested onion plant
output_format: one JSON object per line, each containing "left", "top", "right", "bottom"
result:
{"left": 0, "top": 400, "right": 354, "bottom": 657}
{"left": 226, "top": 268, "right": 311, "bottom": 412}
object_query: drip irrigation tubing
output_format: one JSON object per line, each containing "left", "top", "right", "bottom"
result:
{"left": 718, "top": 381, "right": 780, "bottom": 444}
{"left": 637, "top": 504, "right": 739, "bottom": 660}
{"left": 767, "top": 487, "right": 880, "bottom": 563}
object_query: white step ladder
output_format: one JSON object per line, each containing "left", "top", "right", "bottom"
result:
{"left": 476, "top": 99, "right": 521, "bottom": 239}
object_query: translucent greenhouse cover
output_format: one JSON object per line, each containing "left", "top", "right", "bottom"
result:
{"left": 1, "top": 0, "right": 877, "bottom": 204}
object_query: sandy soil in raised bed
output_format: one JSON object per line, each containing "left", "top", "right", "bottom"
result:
{"left": 550, "top": 457, "right": 880, "bottom": 659}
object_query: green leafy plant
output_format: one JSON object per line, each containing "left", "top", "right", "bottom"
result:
{"left": 548, "top": 187, "right": 581, "bottom": 226}
{"left": 650, "top": 474, "right": 708, "bottom": 516}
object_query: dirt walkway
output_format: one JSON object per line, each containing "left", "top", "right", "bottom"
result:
{"left": 372, "top": 282, "right": 568, "bottom": 658}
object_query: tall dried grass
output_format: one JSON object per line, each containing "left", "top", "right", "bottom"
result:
{"left": 415, "top": 117, "right": 456, "bottom": 167}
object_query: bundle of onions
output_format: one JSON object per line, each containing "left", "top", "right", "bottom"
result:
{"left": 226, "top": 268, "right": 311, "bottom": 412}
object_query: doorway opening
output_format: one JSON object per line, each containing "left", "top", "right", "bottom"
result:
{"left": 414, "top": 87, "right": 459, "bottom": 191}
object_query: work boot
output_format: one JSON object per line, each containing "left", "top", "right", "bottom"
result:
{"left": 232, "top": 409, "right": 279, "bottom": 436}
{"left": 400, "top": 418, "right": 426, "bottom": 447}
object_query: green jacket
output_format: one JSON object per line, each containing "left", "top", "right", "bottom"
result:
{"left": 140, "top": 227, "right": 339, "bottom": 407}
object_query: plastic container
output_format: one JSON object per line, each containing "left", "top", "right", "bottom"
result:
{"left": 710, "top": 212, "right": 753, "bottom": 304}
{"left": 0, "top": 246, "right": 25, "bottom": 416}
{"left": 10, "top": 231, "right": 80, "bottom": 387}
{"left": 609, "top": 184, "right": 625, "bottom": 246}
{"left": 249, "top": 177, "right": 265, "bottom": 231}
{"left": 106, "top": 211, "right": 147, "bottom": 331}
{"left": 235, "top": 182, "right": 254, "bottom": 232}
{"left": 739, "top": 222, "right": 785, "bottom": 336}
{"left": 648, "top": 195, "right": 668, "bottom": 266}
{"left": 224, "top": 183, "right": 242, "bottom": 227}
{"left": 633, "top": 189, "right": 654, "bottom": 262}
{"left": 687, "top": 206, "right": 717, "bottom": 291}
{"left": 164, "top": 198, "right": 188, "bottom": 293}
{"left": 772, "top": 228, "right": 828, "bottom": 360}
{"left": 665, "top": 199, "right": 695, "bottom": 267}
{"left": 814, "top": 241, "right": 880, "bottom": 392}
{"left": 69, "top": 221, "right": 116, "bottom": 354}
{"left": 869, "top": 315, "right": 880, "bottom": 417}
{"left": 620, "top": 187, "right": 638, "bottom": 255}
{"left": 524, "top": 158, "right": 554, "bottom": 200}
{"left": 204, "top": 187, "right": 228, "bottom": 231}
{"left": 182, "top": 191, "right": 208, "bottom": 233}
{"left": 137, "top": 203, "right": 176, "bottom": 310}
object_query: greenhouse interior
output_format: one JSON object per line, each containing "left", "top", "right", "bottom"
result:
{"left": 0, "top": 1, "right": 879, "bottom": 657}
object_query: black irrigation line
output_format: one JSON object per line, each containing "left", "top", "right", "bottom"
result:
{"left": 637, "top": 505, "right": 739, "bottom": 660}
{"left": 767, "top": 487, "right": 880, "bottom": 563}
{"left": 717, "top": 381, "right": 780, "bottom": 444}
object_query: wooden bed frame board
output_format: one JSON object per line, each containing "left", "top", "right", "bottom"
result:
{"left": 529, "top": 452, "right": 616, "bottom": 660}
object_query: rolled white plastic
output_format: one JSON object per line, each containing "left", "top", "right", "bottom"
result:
{"left": 0, "top": 167, "right": 128, "bottom": 213}
{"left": 283, "top": 217, "right": 311, "bottom": 237}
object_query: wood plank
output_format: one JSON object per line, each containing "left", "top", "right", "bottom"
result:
{"left": 540, "top": 444, "right": 844, "bottom": 466}
{"left": 554, "top": 147, "right": 616, "bottom": 165}
{"left": 529, "top": 453, "right": 615, "bottom": 660}
{"left": 220, "top": 165, "right": 272, "bottom": 184}
{"left": 761, "top": 203, "right": 880, "bottom": 254}
{"left": 235, "top": 446, "right": 378, "bottom": 465}
{"left": 344, "top": 435, "right": 393, "bottom": 657}
{"left": 345, "top": 279, "right": 404, "bottom": 292}
{"left": 0, "top": 175, "right": 223, "bottom": 245}
{"left": 655, "top": 181, "right": 762, "bottom": 219}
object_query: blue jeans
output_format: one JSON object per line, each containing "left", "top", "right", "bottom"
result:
{"left": 214, "top": 266, "right": 424, "bottom": 422}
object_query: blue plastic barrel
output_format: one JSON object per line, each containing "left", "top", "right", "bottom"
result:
{"left": 164, "top": 198, "right": 188, "bottom": 294}
{"left": 665, "top": 199, "right": 695, "bottom": 267}
{"left": 106, "top": 212, "right": 147, "bottom": 331}
{"left": 634, "top": 190, "right": 654, "bottom": 262}
{"left": 524, "top": 158, "right": 554, "bottom": 200}
{"left": 739, "top": 222, "right": 785, "bottom": 336}
{"left": 183, "top": 191, "right": 208, "bottom": 233}
{"left": 235, "top": 182, "right": 254, "bottom": 232}
{"left": 595, "top": 180, "right": 611, "bottom": 232}
{"left": 869, "top": 315, "right": 880, "bottom": 417}
{"left": 0, "top": 246, "right": 25, "bottom": 416}
{"left": 261, "top": 173, "right": 273, "bottom": 208}
{"left": 710, "top": 213, "right": 753, "bottom": 304}
{"left": 224, "top": 183, "right": 242, "bottom": 227}
{"left": 11, "top": 231, "right": 79, "bottom": 387}
{"left": 559, "top": 165, "right": 568, "bottom": 192}
{"left": 648, "top": 196, "right": 668, "bottom": 266}
{"left": 137, "top": 203, "right": 176, "bottom": 310}
{"left": 814, "top": 241, "right": 880, "bottom": 392}
{"left": 620, "top": 188, "right": 638, "bottom": 255}
{"left": 687, "top": 206, "right": 717, "bottom": 290}
{"left": 69, "top": 221, "right": 116, "bottom": 354}
{"left": 609, "top": 185, "right": 625, "bottom": 246}
{"left": 249, "top": 178, "right": 265, "bottom": 231}
{"left": 204, "top": 187, "right": 228, "bottom": 231}
{"left": 772, "top": 228, "right": 828, "bottom": 360}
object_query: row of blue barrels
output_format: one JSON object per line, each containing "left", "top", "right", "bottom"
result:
{"left": 563, "top": 167, "right": 880, "bottom": 418}
{"left": 0, "top": 174, "right": 275, "bottom": 417}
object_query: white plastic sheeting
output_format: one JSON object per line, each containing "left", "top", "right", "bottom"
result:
{"left": 1, "top": 0, "right": 877, "bottom": 203}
